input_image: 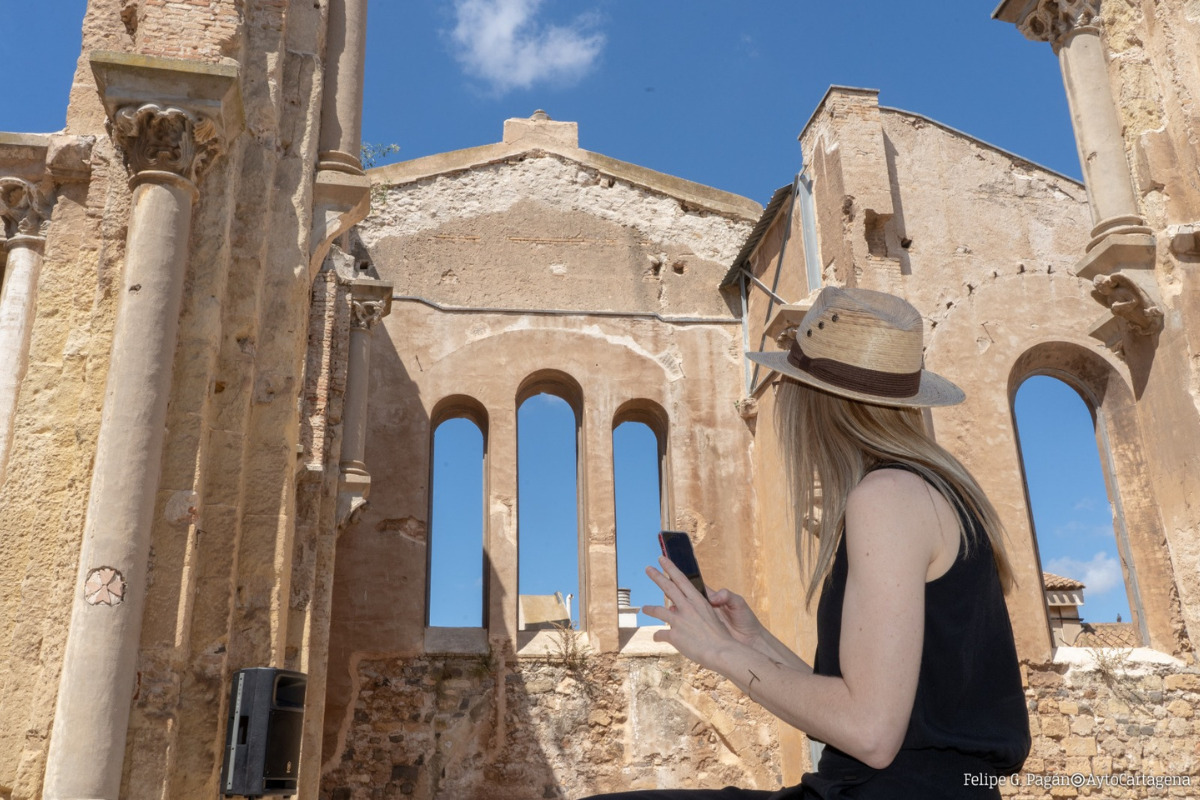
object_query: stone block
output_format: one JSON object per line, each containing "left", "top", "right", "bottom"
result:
{"left": 1070, "top": 716, "right": 1095, "bottom": 736}
{"left": 1064, "top": 736, "right": 1097, "bottom": 756}
{"left": 1168, "top": 699, "right": 1194, "bottom": 718}
{"left": 1042, "top": 715, "right": 1070, "bottom": 740}
{"left": 1030, "top": 670, "right": 1064, "bottom": 689}
{"left": 1064, "top": 756, "right": 1091, "bottom": 775}
{"left": 1165, "top": 674, "right": 1200, "bottom": 692}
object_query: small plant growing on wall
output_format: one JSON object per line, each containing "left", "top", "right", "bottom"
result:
{"left": 547, "top": 621, "right": 590, "bottom": 678}
{"left": 360, "top": 141, "right": 400, "bottom": 169}
{"left": 360, "top": 141, "right": 401, "bottom": 208}
{"left": 1090, "top": 647, "right": 1150, "bottom": 711}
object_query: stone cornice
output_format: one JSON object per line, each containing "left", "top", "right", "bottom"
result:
{"left": 90, "top": 51, "right": 242, "bottom": 184}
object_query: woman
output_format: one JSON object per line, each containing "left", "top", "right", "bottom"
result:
{"left": 586, "top": 287, "right": 1029, "bottom": 799}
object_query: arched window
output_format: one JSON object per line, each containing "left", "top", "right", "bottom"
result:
{"left": 1014, "top": 374, "right": 1136, "bottom": 647}
{"left": 427, "top": 407, "right": 486, "bottom": 628}
{"left": 517, "top": 386, "right": 581, "bottom": 631}
{"left": 612, "top": 403, "right": 669, "bottom": 628}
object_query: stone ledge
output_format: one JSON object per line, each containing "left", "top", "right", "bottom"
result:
{"left": 90, "top": 49, "right": 243, "bottom": 138}
{"left": 424, "top": 626, "right": 489, "bottom": 655}
{"left": 1074, "top": 233, "right": 1157, "bottom": 280}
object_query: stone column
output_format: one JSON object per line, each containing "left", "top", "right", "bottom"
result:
{"left": 997, "top": 0, "right": 1160, "bottom": 346}
{"left": 319, "top": 0, "right": 368, "bottom": 174}
{"left": 0, "top": 178, "right": 47, "bottom": 486}
{"left": 336, "top": 279, "right": 392, "bottom": 526}
{"left": 43, "top": 54, "right": 239, "bottom": 800}
{"left": 1009, "top": 0, "right": 1150, "bottom": 249}
{"left": 310, "top": 0, "right": 371, "bottom": 276}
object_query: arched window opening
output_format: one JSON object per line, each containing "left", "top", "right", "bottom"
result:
{"left": 427, "top": 416, "right": 486, "bottom": 628}
{"left": 1014, "top": 375, "right": 1136, "bottom": 647}
{"left": 517, "top": 392, "right": 580, "bottom": 631}
{"left": 613, "top": 417, "right": 666, "bottom": 628}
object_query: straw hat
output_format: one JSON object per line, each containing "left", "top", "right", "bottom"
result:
{"left": 745, "top": 286, "right": 964, "bottom": 408}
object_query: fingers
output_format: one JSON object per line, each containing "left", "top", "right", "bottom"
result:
{"left": 640, "top": 603, "right": 672, "bottom": 625}
{"left": 707, "top": 587, "right": 731, "bottom": 605}
{"left": 656, "top": 556, "right": 708, "bottom": 607}
{"left": 645, "top": 562, "right": 688, "bottom": 611}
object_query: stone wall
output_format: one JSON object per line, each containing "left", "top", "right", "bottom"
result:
{"left": 0, "top": 0, "right": 351, "bottom": 797}
{"left": 1004, "top": 655, "right": 1198, "bottom": 798}
{"left": 321, "top": 651, "right": 785, "bottom": 800}
{"left": 319, "top": 115, "right": 773, "bottom": 795}
{"left": 1093, "top": 0, "right": 1200, "bottom": 666}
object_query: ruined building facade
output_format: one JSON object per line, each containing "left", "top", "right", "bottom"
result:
{"left": 1, "top": 1, "right": 1199, "bottom": 799}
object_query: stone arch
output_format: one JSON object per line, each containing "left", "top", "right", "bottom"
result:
{"left": 514, "top": 369, "right": 586, "bottom": 634}
{"left": 611, "top": 399, "right": 670, "bottom": 630}
{"left": 426, "top": 395, "right": 490, "bottom": 629}
{"left": 612, "top": 398, "right": 671, "bottom": 527}
{"left": 516, "top": 368, "right": 585, "bottom": 412}
{"left": 1007, "top": 341, "right": 1183, "bottom": 655}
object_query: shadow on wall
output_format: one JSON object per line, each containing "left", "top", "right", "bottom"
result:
{"left": 320, "top": 308, "right": 431, "bottom": 772}
{"left": 317, "top": 633, "right": 784, "bottom": 799}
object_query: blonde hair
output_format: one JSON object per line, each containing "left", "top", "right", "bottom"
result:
{"left": 775, "top": 379, "right": 1015, "bottom": 606}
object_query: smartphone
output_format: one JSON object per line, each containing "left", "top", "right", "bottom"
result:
{"left": 658, "top": 530, "right": 708, "bottom": 600}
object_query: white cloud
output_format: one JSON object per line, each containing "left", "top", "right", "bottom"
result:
{"left": 451, "top": 0, "right": 605, "bottom": 93}
{"left": 1046, "top": 551, "right": 1123, "bottom": 595}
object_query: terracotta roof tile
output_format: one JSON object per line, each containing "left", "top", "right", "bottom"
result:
{"left": 1043, "top": 571, "right": 1085, "bottom": 590}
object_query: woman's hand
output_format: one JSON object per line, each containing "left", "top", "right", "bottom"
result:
{"left": 707, "top": 586, "right": 767, "bottom": 648}
{"left": 641, "top": 556, "right": 743, "bottom": 670}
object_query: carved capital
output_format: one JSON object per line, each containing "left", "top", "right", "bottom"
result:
{"left": 111, "top": 103, "right": 222, "bottom": 184}
{"left": 1091, "top": 272, "right": 1163, "bottom": 336}
{"left": 350, "top": 299, "right": 387, "bottom": 330}
{"left": 348, "top": 279, "right": 393, "bottom": 330}
{"left": 0, "top": 177, "right": 49, "bottom": 239}
{"left": 1017, "top": 0, "right": 1101, "bottom": 48}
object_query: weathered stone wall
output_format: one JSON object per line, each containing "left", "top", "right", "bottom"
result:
{"left": 1005, "top": 655, "right": 1198, "bottom": 798}
{"left": 321, "top": 652, "right": 784, "bottom": 800}
{"left": 319, "top": 117, "right": 775, "bottom": 795}
{"left": 1093, "top": 0, "right": 1200, "bottom": 663}
{"left": 0, "top": 0, "right": 345, "bottom": 797}
{"left": 742, "top": 85, "right": 1200, "bottom": 789}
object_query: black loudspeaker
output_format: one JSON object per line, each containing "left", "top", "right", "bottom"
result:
{"left": 220, "top": 668, "right": 307, "bottom": 797}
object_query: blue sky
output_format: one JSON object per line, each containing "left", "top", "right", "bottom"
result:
{"left": 3, "top": 1, "right": 1130, "bottom": 625}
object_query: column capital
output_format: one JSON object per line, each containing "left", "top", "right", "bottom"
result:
{"left": 996, "top": 0, "right": 1101, "bottom": 50}
{"left": 110, "top": 102, "right": 222, "bottom": 185}
{"left": 349, "top": 279, "right": 393, "bottom": 330}
{"left": 0, "top": 177, "right": 49, "bottom": 239}
{"left": 90, "top": 50, "right": 242, "bottom": 185}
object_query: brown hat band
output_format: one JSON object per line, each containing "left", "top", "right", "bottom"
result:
{"left": 786, "top": 341, "right": 922, "bottom": 399}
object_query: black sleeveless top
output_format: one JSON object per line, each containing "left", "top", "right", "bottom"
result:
{"left": 800, "top": 464, "right": 1030, "bottom": 799}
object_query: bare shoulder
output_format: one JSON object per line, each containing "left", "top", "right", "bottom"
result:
{"left": 848, "top": 467, "right": 937, "bottom": 513}
{"left": 847, "top": 467, "right": 959, "bottom": 577}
